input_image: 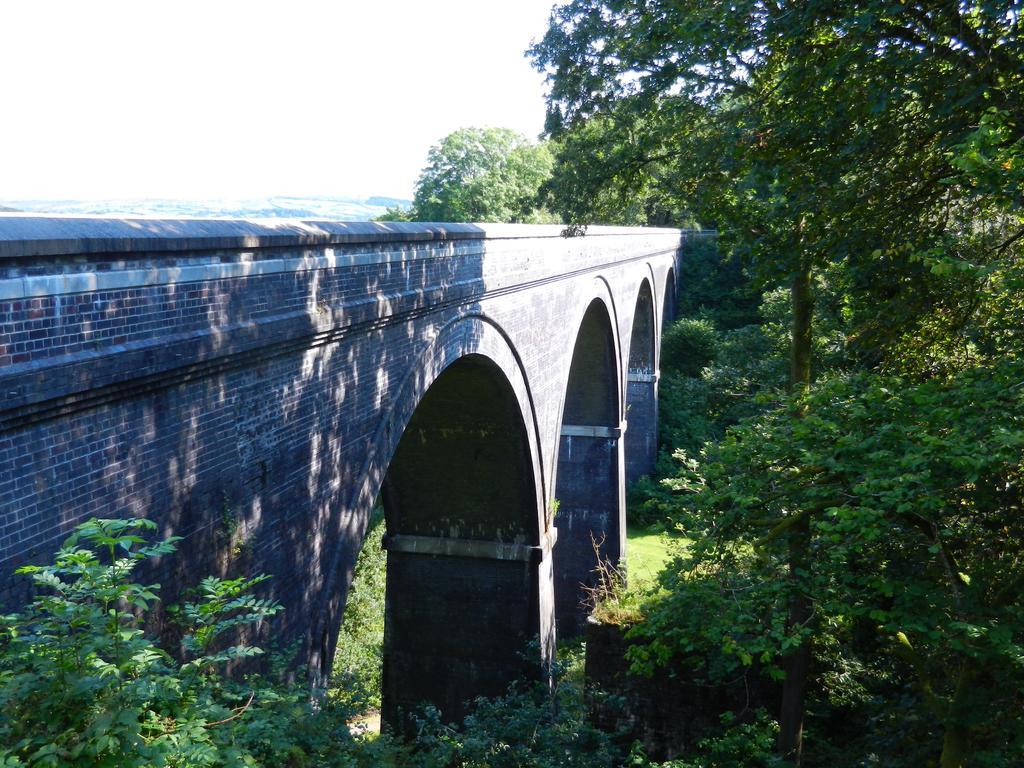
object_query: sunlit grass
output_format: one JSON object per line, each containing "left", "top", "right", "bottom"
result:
{"left": 590, "top": 526, "right": 689, "bottom": 626}
{"left": 625, "top": 524, "right": 688, "bottom": 584}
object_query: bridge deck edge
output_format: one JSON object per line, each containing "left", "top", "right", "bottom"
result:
{"left": 0, "top": 215, "right": 690, "bottom": 259}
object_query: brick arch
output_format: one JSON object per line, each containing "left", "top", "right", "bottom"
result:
{"left": 662, "top": 266, "right": 678, "bottom": 330}
{"left": 552, "top": 295, "right": 626, "bottom": 637}
{"left": 624, "top": 278, "right": 658, "bottom": 484}
{"left": 353, "top": 315, "right": 546, "bottom": 536}
{"left": 551, "top": 279, "right": 625, "bottom": 434}
{"left": 626, "top": 278, "right": 657, "bottom": 375}
{"left": 309, "top": 315, "right": 551, "bottom": 731}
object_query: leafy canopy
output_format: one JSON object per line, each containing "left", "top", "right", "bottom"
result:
{"left": 409, "top": 127, "right": 556, "bottom": 223}
{"left": 532, "top": 2, "right": 1023, "bottom": 355}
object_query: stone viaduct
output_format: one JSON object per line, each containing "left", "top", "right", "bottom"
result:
{"left": 0, "top": 216, "right": 689, "bottom": 727}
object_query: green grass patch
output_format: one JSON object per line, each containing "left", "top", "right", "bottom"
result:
{"left": 591, "top": 526, "right": 689, "bottom": 626}
{"left": 626, "top": 524, "right": 688, "bottom": 584}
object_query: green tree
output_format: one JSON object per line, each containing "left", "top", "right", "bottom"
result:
{"left": 541, "top": 111, "right": 699, "bottom": 227}
{"left": 532, "top": 1, "right": 1023, "bottom": 373}
{"left": 409, "top": 127, "right": 557, "bottom": 223}
{"left": 532, "top": 2, "right": 1023, "bottom": 762}
{"left": 634, "top": 362, "right": 1024, "bottom": 767}
{"left": 371, "top": 204, "right": 413, "bottom": 223}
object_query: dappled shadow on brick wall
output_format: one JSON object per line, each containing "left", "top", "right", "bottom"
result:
{"left": 0, "top": 218, "right": 682, "bottom": 712}
{"left": 0, "top": 221, "right": 497, "bottom": 668}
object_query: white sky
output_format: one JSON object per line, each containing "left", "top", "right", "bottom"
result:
{"left": 0, "top": 0, "right": 557, "bottom": 201}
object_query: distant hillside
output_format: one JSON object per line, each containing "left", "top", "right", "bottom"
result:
{"left": 0, "top": 205, "right": 20, "bottom": 212}
{"left": 0, "top": 196, "right": 411, "bottom": 221}
{"left": 365, "top": 196, "right": 411, "bottom": 208}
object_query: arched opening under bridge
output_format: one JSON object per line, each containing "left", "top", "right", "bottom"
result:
{"left": 552, "top": 299, "right": 623, "bottom": 637}
{"left": 378, "top": 354, "right": 543, "bottom": 731}
{"left": 625, "top": 279, "right": 658, "bottom": 485}
{"left": 662, "top": 267, "right": 677, "bottom": 330}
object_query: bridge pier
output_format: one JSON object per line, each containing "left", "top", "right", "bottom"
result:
{"left": 624, "top": 371, "right": 659, "bottom": 484}
{"left": 553, "top": 424, "right": 626, "bottom": 637}
{"left": 551, "top": 298, "right": 625, "bottom": 638}
{"left": 381, "top": 535, "right": 548, "bottom": 730}
{"left": 376, "top": 353, "right": 549, "bottom": 732}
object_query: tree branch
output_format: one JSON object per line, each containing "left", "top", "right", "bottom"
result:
{"left": 207, "top": 691, "right": 255, "bottom": 727}
{"left": 996, "top": 226, "right": 1024, "bottom": 256}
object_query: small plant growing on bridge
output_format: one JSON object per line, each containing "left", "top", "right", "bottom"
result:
{"left": 584, "top": 533, "right": 646, "bottom": 627}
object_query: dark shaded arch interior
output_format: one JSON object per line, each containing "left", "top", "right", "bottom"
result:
{"left": 662, "top": 268, "right": 677, "bottom": 330}
{"left": 562, "top": 300, "right": 620, "bottom": 426}
{"left": 379, "top": 354, "right": 541, "bottom": 731}
{"left": 628, "top": 280, "right": 656, "bottom": 373}
{"left": 382, "top": 354, "right": 536, "bottom": 544}
{"left": 625, "top": 280, "right": 658, "bottom": 484}
{"left": 553, "top": 299, "right": 623, "bottom": 637}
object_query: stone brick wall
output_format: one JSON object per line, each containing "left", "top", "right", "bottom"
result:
{"left": 0, "top": 217, "right": 688, "bottom": 686}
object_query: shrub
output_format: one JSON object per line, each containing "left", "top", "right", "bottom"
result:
{"left": 643, "top": 711, "right": 783, "bottom": 768}
{"left": 660, "top": 318, "right": 718, "bottom": 377}
{"left": 409, "top": 644, "right": 624, "bottom": 768}
{"left": 638, "top": 363, "right": 1024, "bottom": 764}
{"left": 0, "top": 517, "right": 365, "bottom": 768}
{"left": 330, "top": 512, "right": 386, "bottom": 713}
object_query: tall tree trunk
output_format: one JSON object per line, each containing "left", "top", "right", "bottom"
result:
{"left": 939, "top": 665, "right": 975, "bottom": 768}
{"left": 940, "top": 726, "right": 970, "bottom": 768}
{"left": 778, "top": 264, "right": 813, "bottom": 764}
{"left": 789, "top": 264, "right": 813, "bottom": 391}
